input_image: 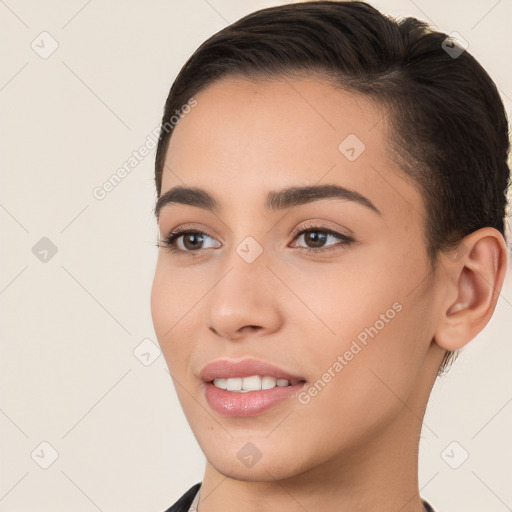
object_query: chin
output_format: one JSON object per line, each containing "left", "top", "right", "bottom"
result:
{"left": 199, "top": 436, "right": 307, "bottom": 479}
{"left": 208, "top": 454, "right": 301, "bottom": 482}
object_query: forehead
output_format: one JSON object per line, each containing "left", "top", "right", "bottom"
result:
{"left": 162, "top": 76, "right": 423, "bottom": 222}
{"left": 166, "top": 76, "right": 381, "bottom": 178}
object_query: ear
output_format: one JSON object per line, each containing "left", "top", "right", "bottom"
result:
{"left": 434, "top": 227, "right": 509, "bottom": 352}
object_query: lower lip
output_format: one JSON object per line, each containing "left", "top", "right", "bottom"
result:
{"left": 204, "top": 382, "right": 306, "bottom": 417}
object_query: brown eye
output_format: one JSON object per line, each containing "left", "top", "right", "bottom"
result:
{"left": 301, "top": 230, "right": 328, "bottom": 249}
{"left": 180, "top": 232, "right": 205, "bottom": 251}
{"left": 157, "top": 229, "right": 221, "bottom": 255}
{"left": 290, "top": 225, "right": 354, "bottom": 254}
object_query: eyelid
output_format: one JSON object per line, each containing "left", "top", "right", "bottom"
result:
{"left": 290, "top": 220, "right": 352, "bottom": 240}
{"left": 160, "top": 222, "right": 222, "bottom": 244}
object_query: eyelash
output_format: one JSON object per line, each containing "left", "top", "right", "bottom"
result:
{"left": 156, "top": 223, "right": 354, "bottom": 257}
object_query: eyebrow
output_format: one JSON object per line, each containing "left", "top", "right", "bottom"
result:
{"left": 154, "top": 183, "right": 381, "bottom": 219}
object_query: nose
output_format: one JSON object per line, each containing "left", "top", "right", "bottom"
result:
{"left": 206, "top": 247, "right": 283, "bottom": 341}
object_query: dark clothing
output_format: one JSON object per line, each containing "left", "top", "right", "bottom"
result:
{"left": 163, "top": 482, "right": 437, "bottom": 512}
{"left": 163, "top": 482, "right": 201, "bottom": 512}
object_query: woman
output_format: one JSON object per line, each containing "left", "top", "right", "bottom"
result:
{"left": 150, "top": 2, "right": 510, "bottom": 511}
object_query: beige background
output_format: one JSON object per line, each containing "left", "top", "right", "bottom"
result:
{"left": 1, "top": 1, "right": 511, "bottom": 511}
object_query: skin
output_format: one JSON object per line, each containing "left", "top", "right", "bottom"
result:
{"left": 150, "top": 76, "right": 508, "bottom": 512}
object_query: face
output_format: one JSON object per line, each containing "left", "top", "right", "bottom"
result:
{"left": 151, "top": 76, "right": 444, "bottom": 482}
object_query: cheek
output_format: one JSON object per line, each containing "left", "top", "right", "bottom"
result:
{"left": 150, "top": 258, "right": 203, "bottom": 334}
{"left": 288, "top": 248, "right": 431, "bottom": 401}
{"left": 150, "top": 261, "right": 196, "bottom": 373}
{"left": 150, "top": 262, "right": 171, "bottom": 341}
{"left": 287, "top": 301, "right": 430, "bottom": 454}
{"left": 281, "top": 251, "right": 402, "bottom": 345}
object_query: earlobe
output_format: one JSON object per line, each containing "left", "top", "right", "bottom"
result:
{"left": 434, "top": 228, "right": 508, "bottom": 352}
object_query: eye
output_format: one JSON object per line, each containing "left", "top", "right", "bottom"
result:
{"left": 157, "top": 227, "right": 221, "bottom": 256}
{"left": 289, "top": 223, "right": 353, "bottom": 254}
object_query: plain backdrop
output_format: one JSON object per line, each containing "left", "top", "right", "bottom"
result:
{"left": 1, "top": 1, "right": 511, "bottom": 511}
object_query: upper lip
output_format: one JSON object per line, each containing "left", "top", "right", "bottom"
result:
{"left": 199, "top": 358, "right": 306, "bottom": 385}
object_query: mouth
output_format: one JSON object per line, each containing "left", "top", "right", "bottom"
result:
{"left": 199, "top": 358, "right": 307, "bottom": 417}
{"left": 200, "top": 357, "right": 306, "bottom": 386}
{"left": 210, "top": 375, "right": 304, "bottom": 392}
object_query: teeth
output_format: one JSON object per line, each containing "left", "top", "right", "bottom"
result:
{"left": 213, "top": 375, "right": 291, "bottom": 392}
{"left": 262, "top": 376, "right": 277, "bottom": 390}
